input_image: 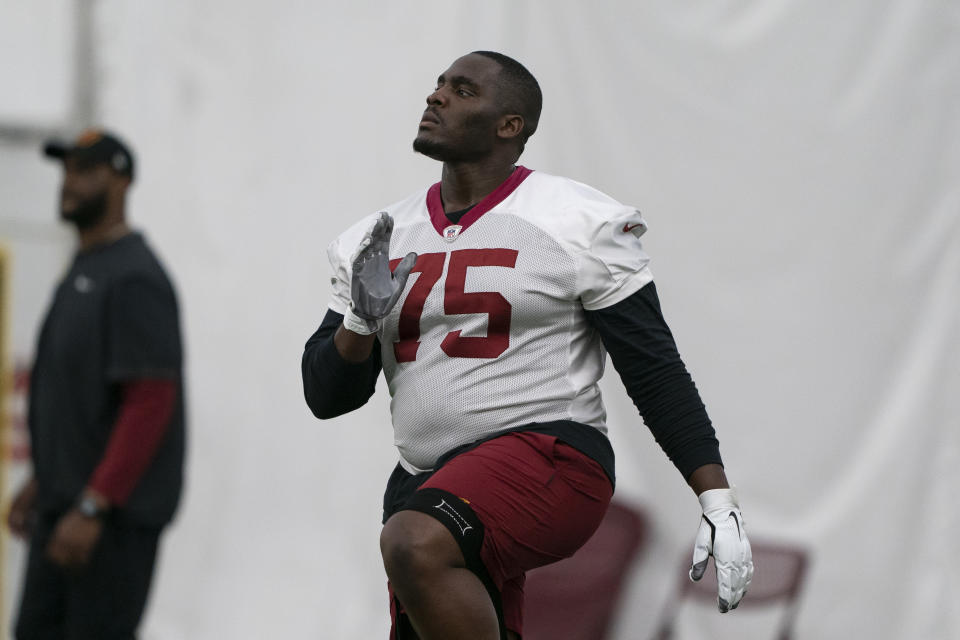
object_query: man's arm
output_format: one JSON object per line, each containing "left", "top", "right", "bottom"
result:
{"left": 6, "top": 475, "right": 38, "bottom": 539}
{"left": 88, "top": 378, "right": 177, "bottom": 505}
{"left": 687, "top": 463, "right": 729, "bottom": 494}
{"left": 585, "top": 281, "right": 723, "bottom": 486}
{"left": 334, "top": 325, "right": 378, "bottom": 362}
{"left": 46, "top": 379, "right": 176, "bottom": 569}
{"left": 303, "top": 212, "right": 416, "bottom": 419}
{"left": 302, "top": 309, "right": 383, "bottom": 418}
{"left": 586, "top": 282, "right": 753, "bottom": 611}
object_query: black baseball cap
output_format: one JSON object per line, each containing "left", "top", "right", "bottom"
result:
{"left": 43, "top": 128, "right": 135, "bottom": 180}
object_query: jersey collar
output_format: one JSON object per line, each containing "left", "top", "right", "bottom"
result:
{"left": 426, "top": 165, "right": 533, "bottom": 238}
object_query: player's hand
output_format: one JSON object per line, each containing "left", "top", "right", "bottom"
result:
{"left": 346, "top": 212, "right": 417, "bottom": 335}
{"left": 46, "top": 509, "right": 104, "bottom": 570}
{"left": 6, "top": 476, "right": 38, "bottom": 539}
{"left": 689, "top": 487, "right": 753, "bottom": 612}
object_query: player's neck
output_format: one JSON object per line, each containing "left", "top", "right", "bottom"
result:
{"left": 439, "top": 160, "right": 516, "bottom": 212}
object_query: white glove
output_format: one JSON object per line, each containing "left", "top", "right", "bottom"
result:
{"left": 689, "top": 487, "right": 753, "bottom": 613}
{"left": 344, "top": 212, "right": 417, "bottom": 335}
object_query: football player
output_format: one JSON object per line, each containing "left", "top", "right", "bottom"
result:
{"left": 302, "top": 51, "right": 752, "bottom": 640}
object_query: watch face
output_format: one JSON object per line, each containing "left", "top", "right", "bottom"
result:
{"left": 78, "top": 497, "right": 100, "bottom": 517}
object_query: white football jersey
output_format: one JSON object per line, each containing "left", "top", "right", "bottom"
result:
{"left": 327, "top": 167, "right": 652, "bottom": 473}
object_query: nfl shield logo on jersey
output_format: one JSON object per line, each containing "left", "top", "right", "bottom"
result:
{"left": 443, "top": 225, "right": 463, "bottom": 242}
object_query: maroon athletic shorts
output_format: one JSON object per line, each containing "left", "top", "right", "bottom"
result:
{"left": 389, "top": 430, "right": 613, "bottom": 637}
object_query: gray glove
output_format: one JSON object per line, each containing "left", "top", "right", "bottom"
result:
{"left": 344, "top": 212, "right": 417, "bottom": 335}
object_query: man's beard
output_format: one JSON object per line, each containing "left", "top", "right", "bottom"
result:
{"left": 412, "top": 136, "right": 464, "bottom": 162}
{"left": 412, "top": 112, "right": 497, "bottom": 162}
{"left": 61, "top": 191, "right": 108, "bottom": 230}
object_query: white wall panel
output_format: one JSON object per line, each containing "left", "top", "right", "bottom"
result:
{"left": 0, "top": 1, "right": 75, "bottom": 126}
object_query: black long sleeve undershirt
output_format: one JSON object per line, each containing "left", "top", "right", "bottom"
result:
{"left": 585, "top": 282, "right": 722, "bottom": 478}
{"left": 301, "top": 281, "right": 722, "bottom": 479}
{"left": 301, "top": 310, "right": 382, "bottom": 418}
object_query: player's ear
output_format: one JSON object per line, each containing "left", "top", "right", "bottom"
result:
{"left": 496, "top": 114, "right": 525, "bottom": 142}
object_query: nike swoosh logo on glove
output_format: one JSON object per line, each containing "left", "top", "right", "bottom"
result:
{"left": 730, "top": 511, "right": 742, "bottom": 539}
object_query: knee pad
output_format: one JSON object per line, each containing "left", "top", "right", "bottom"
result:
{"left": 396, "top": 487, "right": 508, "bottom": 640}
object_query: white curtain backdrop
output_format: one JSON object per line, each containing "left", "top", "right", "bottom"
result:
{"left": 3, "top": 2, "right": 958, "bottom": 638}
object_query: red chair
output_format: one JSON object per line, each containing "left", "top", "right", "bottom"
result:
{"left": 654, "top": 540, "right": 810, "bottom": 640}
{"left": 523, "top": 500, "right": 650, "bottom": 640}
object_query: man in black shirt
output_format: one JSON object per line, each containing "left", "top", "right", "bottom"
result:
{"left": 6, "top": 129, "right": 185, "bottom": 640}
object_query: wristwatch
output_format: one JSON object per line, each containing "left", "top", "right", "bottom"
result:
{"left": 76, "top": 495, "right": 107, "bottom": 519}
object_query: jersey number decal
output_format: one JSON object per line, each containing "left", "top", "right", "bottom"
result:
{"left": 389, "top": 249, "right": 518, "bottom": 362}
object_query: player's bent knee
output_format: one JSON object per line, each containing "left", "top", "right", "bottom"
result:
{"left": 380, "top": 510, "right": 464, "bottom": 581}
{"left": 384, "top": 488, "right": 510, "bottom": 639}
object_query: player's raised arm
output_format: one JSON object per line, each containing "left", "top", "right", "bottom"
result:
{"left": 301, "top": 212, "right": 416, "bottom": 419}
{"left": 337, "top": 211, "right": 416, "bottom": 358}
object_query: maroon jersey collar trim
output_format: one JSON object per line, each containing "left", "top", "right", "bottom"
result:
{"left": 426, "top": 165, "right": 534, "bottom": 237}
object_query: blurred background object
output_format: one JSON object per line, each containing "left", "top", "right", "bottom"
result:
{"left": 654, "top": 540, "right": 810, "bottom": 640}
{"left": 524, "top": 500, "right": 650, "bottom": 640}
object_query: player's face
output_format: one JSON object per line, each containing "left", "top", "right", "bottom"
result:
{"left": 59, "top": 158, "right": 114, "bottom": 229}
{"left": 413, "top": 54, "right": 505, "bottom": 163}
